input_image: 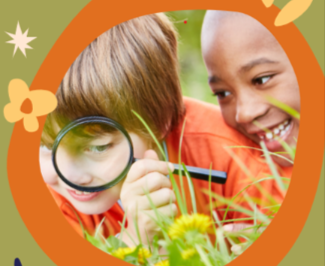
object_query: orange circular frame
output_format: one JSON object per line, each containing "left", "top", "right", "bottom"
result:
{"left": 7, "top": 0, "right": 324, "bottom": 265}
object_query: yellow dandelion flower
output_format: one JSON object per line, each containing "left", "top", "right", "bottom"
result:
{"left": 137, "top": 248, "right": 152, "bottom": 264}
{"left": 111, "top": 247, "right": 135, "bottom": 260}
{"left": 181, "top": 248, "right": 197, "bottom": 260}
{"left": 154, "top": 260, "right": 169, "bottom": 266}
{"left": 111, "top": 247, "right": 151, "bottom": 264}
{"left": 168, "top": 213, "right": 213, "bottom": 239}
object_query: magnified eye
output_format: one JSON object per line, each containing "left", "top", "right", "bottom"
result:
{"left": 86, "top": 143, "right": 113, "bottom": 153}
{"left": 253, "top": 75, "right": 273, "bottom": 85}
{"left": 213, "top": 90, "right": 231, "bottom": 100}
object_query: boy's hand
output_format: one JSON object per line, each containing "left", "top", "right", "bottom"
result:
{"left": 223, "top": 223, "right": 265, "bottom": 255}
{"left": 119, "top": 150, "right": 178, "bottom": 247}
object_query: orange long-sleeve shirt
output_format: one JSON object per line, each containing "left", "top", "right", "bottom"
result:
{"left": 49, "top": 97, "right": 292, "bottom": 238}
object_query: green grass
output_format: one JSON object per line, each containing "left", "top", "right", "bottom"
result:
{"left": 83, "top": 108, "right": 295, "bottom": 266}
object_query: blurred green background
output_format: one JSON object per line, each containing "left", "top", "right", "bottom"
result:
{"left": 165, "top": 10, "right": 217, "bottom": 105}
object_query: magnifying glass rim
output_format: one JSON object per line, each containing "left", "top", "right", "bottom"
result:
{"left": 52, "top": 116, "right": 134, "bottom": 192}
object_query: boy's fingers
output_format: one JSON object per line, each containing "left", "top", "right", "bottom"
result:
{"left": 223, "top": 223, "right": 250, "bottom": 232}
{"left": 138, "top": 188, "right": 176, "bottom": 210}
{"left": 223, "top": 223, "right": 265, "bottom": 234}
{"left": 152, "top": 203, "right": 178, "bottom": 218}
{"left": 231, "top": 244, "right": 246, "bottom": 255}
{"left": 124, "top": 172, "right": 172, "bottom": 196}
{"left": 143, "top": 149, "right": 159, "bottom": 160}
{"left": 142, "top": 204, "right": 178, "bottom": 222}
{"left": 125, "top": 159, "right": 174, "bottom": 184}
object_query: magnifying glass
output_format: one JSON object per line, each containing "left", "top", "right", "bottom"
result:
{"left": 52, "top": 116, "right": 227, "bottom": 192}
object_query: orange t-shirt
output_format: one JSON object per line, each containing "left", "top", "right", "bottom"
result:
{"left": 48, "top": 97, "right": 292, "bottom": 238}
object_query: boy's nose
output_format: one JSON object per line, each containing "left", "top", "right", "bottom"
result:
{"left": 59, "top": 162, "right": 94, "bottom": 186}
{"left": 235, "top": 92, "right": 269, "bottom": 125}
{"left": 64, "top": 169, "right": 93, "bottom": 186}
{"left": 56, "top": 149, "right": 93, "bottom": 187}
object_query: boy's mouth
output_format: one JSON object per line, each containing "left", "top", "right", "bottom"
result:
{"left": 255, "top": 118, "right": 292, "bottom": 142}
{"left": 67, "top": 189, "right": 100, "bottom": 202}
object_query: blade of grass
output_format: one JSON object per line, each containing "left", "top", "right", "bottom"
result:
{"left": 212, "top": 211, "right": 230, "bottom": 259}
{"left": 182, "top": 162, "right": 197, "bottom": 213}
{"left": 118, "top": 209, "right": 128, "bottom": 248}
{"left": 261, "top": 204, "right": 281, "bottom": 210}
{"left": 266, "top": 96, "right": 300, "bottom": 119}
{"left": 64, "top": 202, "right": 86, "bottom": 239}
{"left": 223, "top": 147, "right": 278, "bottom": 213}
{"left": 169, "top": 171, "right": 187, "bottom": 215}
{"left": 254, "top": 121, "right": 295, "bottom": 160}
{"left": 208, "top": 163, "right": 218, "bottom": 236}
{"left": 204, "top": 190, "right": 269, "bottom": 223}
{"left": 222, "top": 177, "right": 277, "bottom": 221}
{"left": 227, "top": 145, "right": 293, "bottom": 164}
{"left": 142, "top": 188, "right": 171, "bottom": 240}
{"left": 178, "top": 118, "right": 188, "bottom": 213}
{"left": 260, "top": 141, "right": 285, "bottom": 191}
{"left": 133, "top": 204, "right": 143, "bottom": 247}
{"left": 219, "top": 217, "right": 255, "bottom": 223}
{"left": 132, "top": 110, "right": 166, "bottom": 161}
{"left": 195, "top": 244, "right": 213, "bottom": 266}
{"left": 118, "top": 227, "right": 137, "bottom": 246}
{"left": 253, "top": 204, "right": 257, "bottom": 226}
{"left": 241, "top": 191, "right": 269, "bottom": 225}
{"left": 133, "top": 110, "right": 187, "bottom": 215}
{"left": 95, "top": 217, "right": 106, "bottom": 239}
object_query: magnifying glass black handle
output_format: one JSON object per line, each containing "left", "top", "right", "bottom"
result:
{"left": 172, "top": 164, "right": 227, "bottom": 184}
{"left": 134, "top": 159, "right": 227, "bottom": 184}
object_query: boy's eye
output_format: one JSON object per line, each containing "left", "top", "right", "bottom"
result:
{"left": 85, "top": 143, "right": 113, "bottom": 153}
{"left": 253, "top": 75, "right": 273, "bottom": 85}
{"left": 213, "top": 90, "right": 231, "bottom": 100}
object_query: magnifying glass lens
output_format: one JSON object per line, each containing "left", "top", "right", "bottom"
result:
{"left": 55, "top": 122, "right": 131, "bottom": 190}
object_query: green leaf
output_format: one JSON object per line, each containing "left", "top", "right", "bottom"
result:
{"left": 106, "top": 235, "right": 128, "bottom": 251}
{"left": 84, "top": 231, "right": 108, "bottom": 253}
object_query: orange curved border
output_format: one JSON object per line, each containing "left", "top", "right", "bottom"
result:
{"left": 7, "top": 0, "right": 324, "bottom": 265}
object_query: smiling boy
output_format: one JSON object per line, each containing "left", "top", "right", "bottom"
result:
{"left": 201, "top": 11, "right": 300, "bottom": 168}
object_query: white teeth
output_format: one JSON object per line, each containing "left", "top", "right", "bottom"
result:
{"left": 261, "top": 119, "right": 291, "bottom": 141}
{"left": 273, "top": 128, "right": 280, "bottom": 135}
{"left": 74, "top": 190, "right": 91, "bottom": 195}
{"left": 266, "top": 132, "right": 273, "bottom": 140}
